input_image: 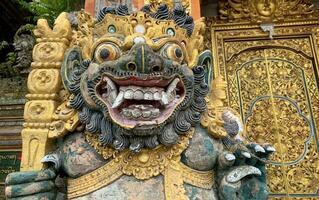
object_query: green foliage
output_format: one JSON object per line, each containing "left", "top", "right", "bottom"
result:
{"left": 14, "top": 24, "right": 35, "bottom": 39}
{"left": 0, "top": 0, "right": 84, "bottom": 77}
{"left": 0, "top": 52, "right": 17, "bottom": 77}
{"left": 15, "top": 0, "right": 84, "bottom": 25}
{"left": 0, "top": 41, "right": 9, "bottom": 52}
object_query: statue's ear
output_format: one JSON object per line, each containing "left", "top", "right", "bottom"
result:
{"left": 61, "top": 47, "right": 83, "bottom": 90}
{"left": 197, "top": 50, "right": 213, "bottom": 89}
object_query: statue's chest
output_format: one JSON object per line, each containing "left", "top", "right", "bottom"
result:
{"left": 71, "top": 175, "right": 218, "bottom": 200}
{"left": 63, "top": 129, "right": 219, "bottom": 199}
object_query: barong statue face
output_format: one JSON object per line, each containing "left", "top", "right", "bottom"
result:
{"left": 62, "top": 5, "right": 212, "bottom": 152}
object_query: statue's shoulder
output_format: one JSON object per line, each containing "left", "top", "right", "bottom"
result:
{"left": 181, "top": 125, "right": 222, "bottom": 171}
{"left": 60, "top": 132, "right": 106, "bottom": 178}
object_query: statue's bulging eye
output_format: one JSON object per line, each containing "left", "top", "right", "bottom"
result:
{"left": 161, "top": 43, "right": 184, "bottom": 63}
{"left": 94, "top": 43, "right": 120, "bottom": 63}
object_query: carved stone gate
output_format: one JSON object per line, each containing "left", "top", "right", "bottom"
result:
{"left": 209, "top": 1, "right": 319, "bottom": 199}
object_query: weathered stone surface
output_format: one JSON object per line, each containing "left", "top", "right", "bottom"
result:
{"left": 181, "top": 125, "right": 221, "bottom": 171}
{"left": 74, "top": 175, "right": 165, "bottom": 200}
{"left": 60, "top": 132, "right": 106, "bottom": 178}
{"left": 184, "top": 183, "right": 218, "bottom": 200}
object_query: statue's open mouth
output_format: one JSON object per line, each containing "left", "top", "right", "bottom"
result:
{"left": 96, "top": 74, "right": 186, "bottom": 129}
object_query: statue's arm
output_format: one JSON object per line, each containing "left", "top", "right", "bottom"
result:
{"left": 5, "top": 132, "right": 106, "bottom": 200}
{"left": 5, "top": 154, "right": 65, "bottom": 200}
{"left": 213, "top": 110, "right": 275, "bottom": 200}
{"left": 216, "top": 145, "right": 274, "bottom": 200}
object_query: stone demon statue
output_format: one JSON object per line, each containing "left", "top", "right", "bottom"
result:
{"left": 5, "top": 4, "right": 275, "bottom": 200}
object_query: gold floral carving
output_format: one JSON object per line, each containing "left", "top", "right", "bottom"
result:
{"left": 28, "top": 69, "right": 61, "bottom": 94}
{"left": 144, "top": 0, "right": 191, "bottom": 14}
{"left": 21, "top": 12, "right": 72, "bottom": 171}
{"left": 164, "top": 161, "right": 188, "bottom": 200}
{"left": 209, "top": 16, "right": 319, "bottom": 197}
{"left": 201, "top": 76, "right": 228, "bottom": 138}
{"left": 48, "top": 100, "right": 79, "bottom": 139}
{"left": 67, "top": 158, "right": 124, "bottom": 199}
{"left": 68, "top": 128, "right": 215, "bottom": 199}
{"left": 218, "top": 0, "right": 318, "bottom": 22}
{"left": 85, "top": 129, "right": 193, "bottom": 180}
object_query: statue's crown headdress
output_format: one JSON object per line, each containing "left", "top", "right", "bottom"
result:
{"left": 73, "top": 4, "right": 205, "bottom": 67}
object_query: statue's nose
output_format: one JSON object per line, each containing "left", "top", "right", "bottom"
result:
{"left": 126, "top": 43, "right": 164, "bottom": 74}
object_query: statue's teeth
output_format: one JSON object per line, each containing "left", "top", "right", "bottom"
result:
{"left": 142, "top": 110, "right": 152, "bottom": 118}
{"left": 166, "top": 78, "right": 179, "bottom": 95}
{"left": 133, "top": 90, "right": 144, "bottom": 100}
{"left": 101, "top": 77, "right": 118, "bottom": 104}
{"left": 112, "top": 91, "right": 124, "bottom": 108}
{"left": 132, "top": 109, "right": 142, "bottom": 118}
{"left": 122, "top": 108, "right": 132, "bottom": 118}
{"left": 104, "top": 77, "right": 117, "bottom": 91}
{"left": 117, "top": 84, "right": 176, "bottom": 103}
{"left": 153, "top": 91, "right": 161, "bottom": 100}
{"left": 144, "top": 92, "right": 153, "bottom": 100}
{"left": 151, "top": 108, "right": 160, "bottom": 117}
{"left": 121, "top": 107, "right": 160, "bottom": 119}
{"left": 160, "top": 92, "right": 169, "bottom": 105}
{"left": 124, "top": 89, "right": 134, "bottom": 99}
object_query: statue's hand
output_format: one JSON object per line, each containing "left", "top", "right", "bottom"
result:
{"left": 217, "top": 143, "right": 275, "bottom": 200}
{"left": 5, "top": 153, "right": 64, "bottom": 200}
{"left": 5, "top": 168, "right": 61, "bottom": 200}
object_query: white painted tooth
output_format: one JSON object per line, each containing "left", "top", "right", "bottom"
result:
{"left": 225, "top": 153, "right": 236, "bottom": 161}
{"left": 109, "top": 90, "right": 118, "bottom": 103}
{"left": 112, "top": 91, "right": 124, "bottom": 108}
{"left": 134, "top": 90, "right": 144, "bottom": 100}
{"left": 142, "top": 110, "right": 151, "bottom": 118}
{"left": 122, "top": 109, "right": 132, "bottom": 118}
{"left": 154, "top": 91, "right": 161, "bottom": 100}
{"left": 160, "top": 92, "right": 169, "bottom": 105}
{"left": 254, "top": 145, "right": 265, "bottom": 153}
{"left": 124, "top": 89, "right": 134, "bottom": 99}
{"left": 151, "top": 108, "right": 160, "bottom": 117}
{"left": 132, "top": 109, "right": 142, "bottom": 118}
{"left": 166, "top": 78, "right": 180, "bottom": 94}
{"left": 107, "top": 78, "right": 117, "bottom": 91}
{"left": 144, "top": 92, "right": 153, "bottom": 100}
{"left": 266, "top": 146, "right": 276, "bottom": 152}
{"left": 242, "top": 152, "right": 251, "bottom": 158}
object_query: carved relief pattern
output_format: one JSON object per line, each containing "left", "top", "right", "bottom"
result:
{"left": 245, "top": 98, "right": 311, "bottom": 163}
{"left": 28, "top": 69, "right": 61, "bottom": 93}
{"left": 144, "top": 0, "right": 191, "bottom": 13}
{"left": 21, "top": 13, "right": 72, "bottom": 171}
{"left": 224, "top": 38, "right": 313, "bottom": 60}
{"left": 211, "top": 22, "right": 319, "bottom": 197}
{"left": 217, "top": 0, "right": 319, "bottom": 23}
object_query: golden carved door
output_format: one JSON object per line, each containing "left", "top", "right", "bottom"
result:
{"left": 209, "top": 13, "right": 319, "bottom": 199}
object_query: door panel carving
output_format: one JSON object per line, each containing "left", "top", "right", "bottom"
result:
{"left": 211, "top": 24, "right": 319, "bottom": 198}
